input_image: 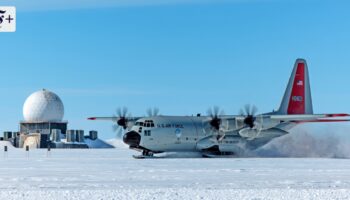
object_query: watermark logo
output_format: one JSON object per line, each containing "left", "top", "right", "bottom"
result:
{"left": 0, "top": 7, "right": 16, "bottom": 32}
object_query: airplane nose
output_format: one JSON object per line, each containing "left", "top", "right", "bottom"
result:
{"left": 123, "top": 131, "right": 141, "bottom": 147}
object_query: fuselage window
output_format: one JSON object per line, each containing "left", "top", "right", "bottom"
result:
{"left": 144, "top": 130, "right": 151, "bottom": 136}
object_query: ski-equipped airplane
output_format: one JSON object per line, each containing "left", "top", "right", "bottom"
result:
{"left": 88, "top": 59, "right": 350, "bottom": 158}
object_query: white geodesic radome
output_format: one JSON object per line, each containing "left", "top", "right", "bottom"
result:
{"left": 23, "top": 89, "right": 64, "bottom": 122}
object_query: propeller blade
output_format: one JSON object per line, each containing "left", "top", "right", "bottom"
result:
{"left": 113, "top": 125, "right": 124, "bottom": 139}
{"left": 239, "top": 104, "right": 260, "bottom": 129}
{"left": 214, "top": 106, "right": 220, "bottom": 116}
{"left": 251, "top": 105, "right": 258, "bottom": 116}
{"left": 112, "top": 124, "right": 119, "bottom": 132}
{"left": 113, "top": 106, "right": 132, "bottom": 131}
{"left": 147, "top": 108, "right": 152, "bottom": 117}
{"left": 207, "top": 106, "right": 225, "bottom": 131}
{"left": 112, "top": 106, "right": 135, "bottom": 139}
{"left": 244, "top": 104, "right": 250, "bottom": 115}
{"left": 122, "top": 107, "right": 128, "bottom": 117}
{"left": 116, "top": 107, "right": 122, "bottom": 117}
{"left": 239, "top": 108, "right": 244, "bottom": 116}
{"left": 207, "top": 108, "right": 213, "bottom": 118}
{"left": 147, "top": 107, "right": 160, "bottom": 117}
{"left": 153, "top": 107, "right": 159, "bottom": 116}
{"left": 116, "top": 127, "right": 124, "bottom": 139}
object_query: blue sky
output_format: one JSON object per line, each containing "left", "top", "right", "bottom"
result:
{"left": 1, "top": 0, "right": 350, "bottom": 139}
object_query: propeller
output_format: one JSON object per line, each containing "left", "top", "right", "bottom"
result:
{"left": 112, "top": 107, "right": 132, "bottom": 138}
{"left": 207, "top": 106, "right": 224, "bottom": 131}
{"left": 238, "top": 104, "right": 264, "bottom": 140}
{"left": 239, "top": 104, "right": 258, "bottom": 128}
{"left": 207, "top": 106, "right": 226, "bottom": 142}
{"left": 147, "top": 107, "right": 160, "bottom": 117}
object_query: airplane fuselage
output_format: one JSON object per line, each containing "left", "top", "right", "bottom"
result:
{"left": 125, "top": 115, "right": 292, "bottom": 154}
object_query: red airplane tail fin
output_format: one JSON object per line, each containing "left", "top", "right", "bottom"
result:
{"left": 277, "top": 59, "right": 313, "bottom": 115}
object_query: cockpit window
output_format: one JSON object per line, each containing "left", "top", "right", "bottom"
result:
{"left": 140, "top": 120, "right": 154, "bottom": 127}
{"left": 135, "top": 122, "right": 145, "bottom": 126}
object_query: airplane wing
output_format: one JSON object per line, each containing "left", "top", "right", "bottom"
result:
{"left": 269, "top": 113, "right": 350, "bottom": 123}
{"left": 218, "top": 113, "right": 350, "bottom": 133}
{"left": 218, "top": 114, "right": 350, "bottom": 122}
{"left": 87, "top": 117, "right": 143, "bottom": 121}
{"left": 290, "top": 119, "right": 350, "bottom": 123}
{"left": 87, "top": 117, "right": 118, "bottom": 121}
{"left": 88, "top": 116, "right": 144, "bottom": 131}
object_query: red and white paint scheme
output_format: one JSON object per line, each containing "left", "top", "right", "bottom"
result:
{"left": 277, "top": 59, "right": 312, "bottom": 115}
{"left": 89, "top": 59, "right": 350, "bottom": 158}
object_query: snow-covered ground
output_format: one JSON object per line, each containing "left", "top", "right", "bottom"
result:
{"left": 0, "top": 142, "right": 349, "bottom": 200}
{"left": 0, "top": 125, "right": 350, "bottom": 200}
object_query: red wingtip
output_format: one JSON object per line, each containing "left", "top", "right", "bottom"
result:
{"left": 88, "top": 117, "right": 96, "bottom": 120}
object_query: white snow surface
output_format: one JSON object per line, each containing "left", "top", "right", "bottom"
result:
{"left": 1, "top": 125, "right": 350, "bottom": 199}
{"left": 0, "top": 140, "right": 349, "bottom": 200}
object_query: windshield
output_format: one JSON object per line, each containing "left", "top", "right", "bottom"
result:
{"left": 135, "top": 120, "right": 154, "bottom": 127}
